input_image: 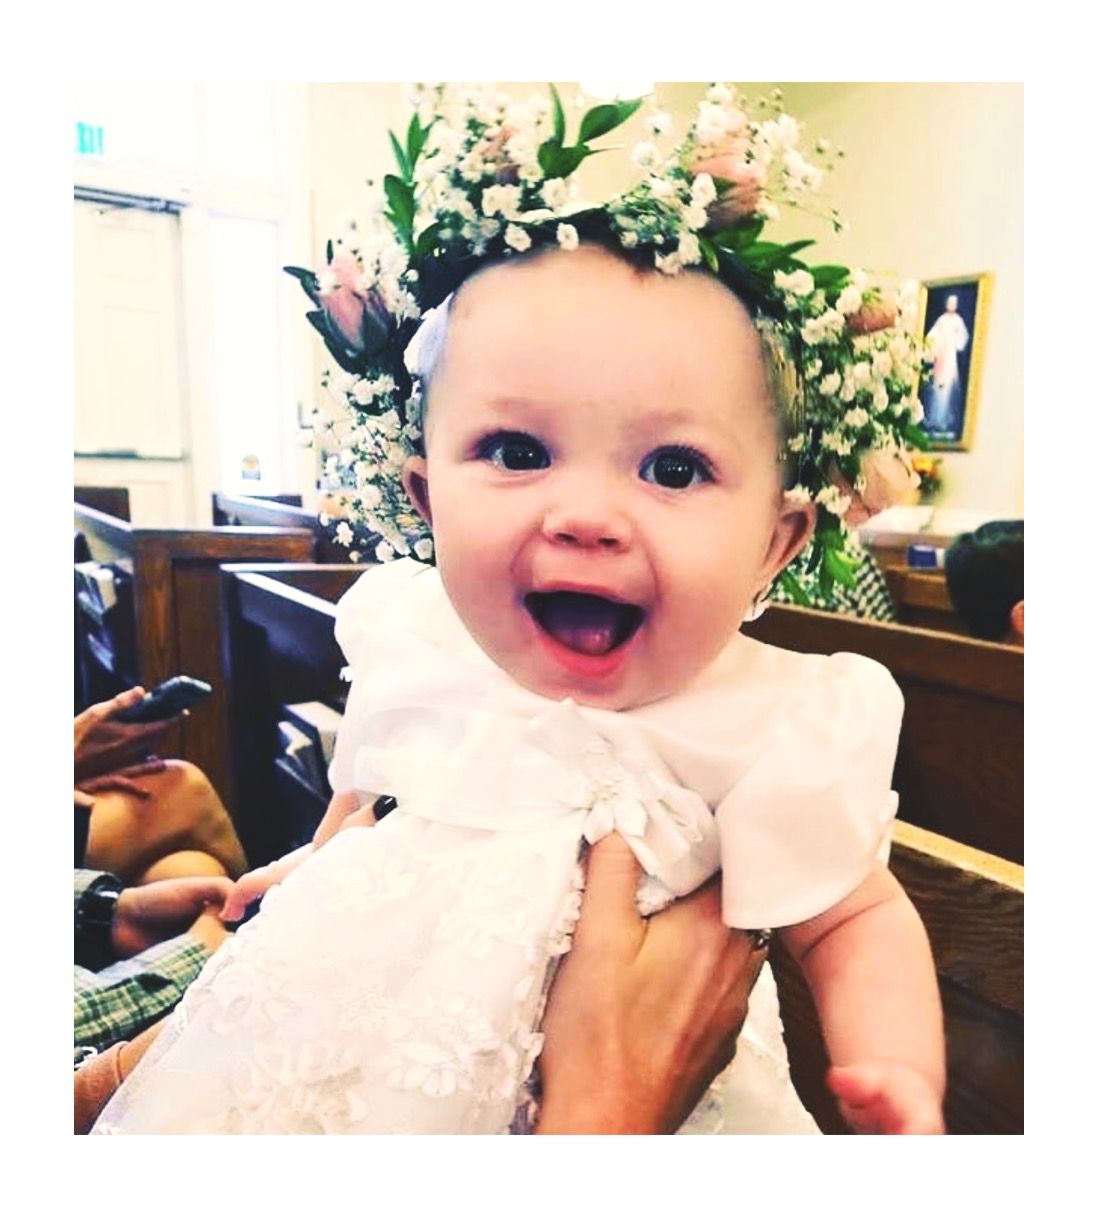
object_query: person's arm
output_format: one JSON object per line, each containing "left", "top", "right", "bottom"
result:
{"left": 536, "top": 834, "right": 767, "bottom": 1135}
{"left": 220, "top": 790, "right": 374, "bottom": 922}
{"left": 779, "top": 862, "right": 945, "bottom": 1134}
{"left": 75, "top": 874, "right": 234, "bottom": 1053}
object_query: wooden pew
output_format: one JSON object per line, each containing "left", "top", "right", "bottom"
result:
{"left": 743, "top": 604, "right": 1023, "bottom": 865}
{"left": 74, "top": 503, "right": 316, "bottom": 806}
{"left": 882, "top": 565, "right": 968, "bottom": 635}
{"left": 220, "top": 562, "right": 366, "bottom": 864}
{"left": 772, "top": 820, "right": 1023, "bottom": 1134}
{"left": 211, "top": 492, "right": 350, "bottom": 562}
{"left": 76, "top": 485, "right": 131, "bottom": 520}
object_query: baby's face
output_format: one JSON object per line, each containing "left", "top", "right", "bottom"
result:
{"left": 404, "top": 246, "right": 812, "bottom": 710}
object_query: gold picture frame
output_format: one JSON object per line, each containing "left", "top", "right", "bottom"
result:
{"left": 915, "top": 272, "right": 993, "bottom": 451}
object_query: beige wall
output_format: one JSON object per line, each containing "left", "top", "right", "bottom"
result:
{"left": 301, "top": 82, "right": 1023, "bottom": 515}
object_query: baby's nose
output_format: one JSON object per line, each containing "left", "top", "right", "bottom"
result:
{"left": 541, "top": 478, "right": 632, "bottom": 550}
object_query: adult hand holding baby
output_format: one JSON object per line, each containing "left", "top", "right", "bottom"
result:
{"left": 537, "top": 834, "right": 766, "bottom": 1135}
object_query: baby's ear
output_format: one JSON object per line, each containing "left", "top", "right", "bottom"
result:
{"left": 762, "top": 495, "right": 815, "bottom": 583}
{"left": 402, "top": 456, "right": 432, "bottom": 525}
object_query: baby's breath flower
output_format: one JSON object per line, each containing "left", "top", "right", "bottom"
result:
{"left": 556, "top": 223, "right": 579, "bottom": 251}
{"left": 630, "top": 141, "right": 660, "bottom": 170}
{"left": 677, "top": 233, "right": 702, "bottom": 266}
{"left": 541, "top": 178, "right": 570, "bottom": 211}
{"left": 815, "top": 485, "right": 851, "bottom": 516}
{"left": 775, "top": 269, "right": 815, "bottom": 298}
{"left": 504, "top": 224, "right": 532, "bottom": 252}
{"left": 836, "top": 284, "right": 864, "bottom": 315}
{"left": 645, "top": 110, "right": 672, "bottom": 136}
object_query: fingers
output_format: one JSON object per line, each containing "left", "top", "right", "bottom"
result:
{"left": 572, "top": 834, "right": 645, "bottom": 957}
{"left": 86, "top": 687, "right": 147, "bottom": 722}
{"left": 827, "top": 1063, "right": 883, "bottom": 1105}
{"left": 220, "top": 870, "right": 273, "bottom": 923}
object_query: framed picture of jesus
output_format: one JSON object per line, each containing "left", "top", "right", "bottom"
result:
{"left": 915, "top": 273, "right": 993, "bottom": 451}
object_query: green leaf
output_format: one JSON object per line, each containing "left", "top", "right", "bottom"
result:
{"left": 384, "top": 174, "right": 415, "bottom": 234}
{"left": 414, "top": 221, "right": 442, "bottom": 262}
{"left": 775, "top": 238, "right": 816, "bottom": 261}
{"left": 283, "top": 265, "right": 319, "bottom": 300}
{"left": 389, "top": 131, "right": 411, "bottom": 181}
{"left": 549, "top": 84, "right": 566, "bottom": 145}
{"left": 578, "top": 97, "right": 643, "bottom": 143}
{"left": 808, "top": 264, "right": 851, "bottom": 290}
{"left": 710, "top": 216, "right": 765, "bottom": 252}
{"left": 738, "top": 238, "right": 816, "bottom": 272}
{"left": 537, "top": 137, "right": 560, "bottom": 177}
{"left": 407, "top": 112, "right": 427, "bottom": 168}
{"left": 905, "top": 421, "right": 932, "bottom": 450}
{"left": 539, "top": 143, "right": 591, "bottom": 180}
{"left": 698, "top": 234, "right": 719, "bottom": 274}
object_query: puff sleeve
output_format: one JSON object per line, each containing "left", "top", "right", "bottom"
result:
{"left": 715, "top": 652, "right": 903, "bottom": 930}
{"left": 328, "top": 558, "right": 424, "bottom": 794}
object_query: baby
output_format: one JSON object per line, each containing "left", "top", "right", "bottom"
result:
{"left": 94, "top": 84, "right": 944, "bottom": 1136}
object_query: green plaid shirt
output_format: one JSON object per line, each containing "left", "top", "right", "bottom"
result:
{"left": 74, "top": 869, "right": 213, "bottom": 1060}
{"left": 770, "top": 538, "right": 897, "bottom": 623}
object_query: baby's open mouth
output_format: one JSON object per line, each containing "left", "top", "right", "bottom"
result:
{"left": 525, "top": 591, "right": 644, "bottom": 658}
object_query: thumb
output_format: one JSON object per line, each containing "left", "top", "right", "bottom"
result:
{"left": 572, "top": 833, "right": 644, "bottom": 956}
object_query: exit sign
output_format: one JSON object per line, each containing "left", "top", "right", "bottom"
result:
{"left": 75, "top": 122, "right": 104, "bottom": 157}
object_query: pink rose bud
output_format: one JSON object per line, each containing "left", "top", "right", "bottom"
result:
{"left": 479, "top": 124, "right": 521, "bottom": 185}
{"left": 858, "top": 448, "right": 920, "bottom": 514}
{"left": 846, "top": 300, "right": 897, "bottom": 335}
{"left": 691, "top": 154, "right": 766, "bottom": 226}
{"left": 829, "top": 447, "right": 919, "bottom": 524}
{"left": 320, "top": 253, "right": 392, "bottom": 357}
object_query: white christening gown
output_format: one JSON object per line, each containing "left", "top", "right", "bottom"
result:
{"left": 94, "top": 560, "right": 902, "bottom": 1135}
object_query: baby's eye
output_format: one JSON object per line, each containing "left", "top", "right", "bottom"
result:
{"left": 639, "top": 447, "right": 712, "bottom": 489}
{"left": 477, "top": 431, "right": 550, "bottom": 472}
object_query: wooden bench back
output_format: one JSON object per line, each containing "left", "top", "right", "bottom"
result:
{"left": 743, "top": 604, "right": 1023, "bottom": 864}
{"left": 74, "top": 503, "right": 317, "bottom": 804}
{"left": 75, "top": 485, "right": 131, "bottom": 521}
{"left": 212, "top": 492, "right": 350, "bottom": 562}
{"left": 220, "top": 563, "right": 367, "bottom": 862}
{"left": 772, "top": 820, "right": 1023, "bottom": 1134}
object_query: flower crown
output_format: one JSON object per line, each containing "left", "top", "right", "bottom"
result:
{"left": 290, "top": 83, "right": 928, "bottom": 597}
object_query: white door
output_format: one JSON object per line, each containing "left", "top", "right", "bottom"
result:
{"left": 74, "top": 197, "right": 192, "bottom": 522}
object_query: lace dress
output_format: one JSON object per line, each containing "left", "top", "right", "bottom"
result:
{"left": 94, "top": 560, "right": 902, "bottom": 1135}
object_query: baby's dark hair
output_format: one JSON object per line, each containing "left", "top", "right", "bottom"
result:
{"left": 944, "top": 519, "right": 1024, "bottom": 641}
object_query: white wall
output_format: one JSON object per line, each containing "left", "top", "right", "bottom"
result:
{"left": 284, "top": 83, "right": 1027, "bottom": 517}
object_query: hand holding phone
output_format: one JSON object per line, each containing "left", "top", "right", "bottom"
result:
{"left": 114, "top": 676, "right": 214, "bottom": 724}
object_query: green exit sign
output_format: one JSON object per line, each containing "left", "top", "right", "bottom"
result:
{"left": 75, "top": 122, "right": 104, "bottom": 157}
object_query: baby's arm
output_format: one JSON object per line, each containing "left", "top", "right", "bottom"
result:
{"left": 220, "top": 790, "right": 375, "bottom": 922}
{"left": 779, "top": 862, "right": 946, "bottom": 1134}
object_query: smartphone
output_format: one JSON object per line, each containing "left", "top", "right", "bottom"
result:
{"left": 115, "top": 676, "right": 214, "bottom": 724}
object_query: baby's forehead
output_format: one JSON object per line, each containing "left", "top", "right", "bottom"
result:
{"left": 426, "top": 249, "right": 780, "bottom": 446}
{"left": 446, "top": 248, "right": 766, "bottom": 375}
